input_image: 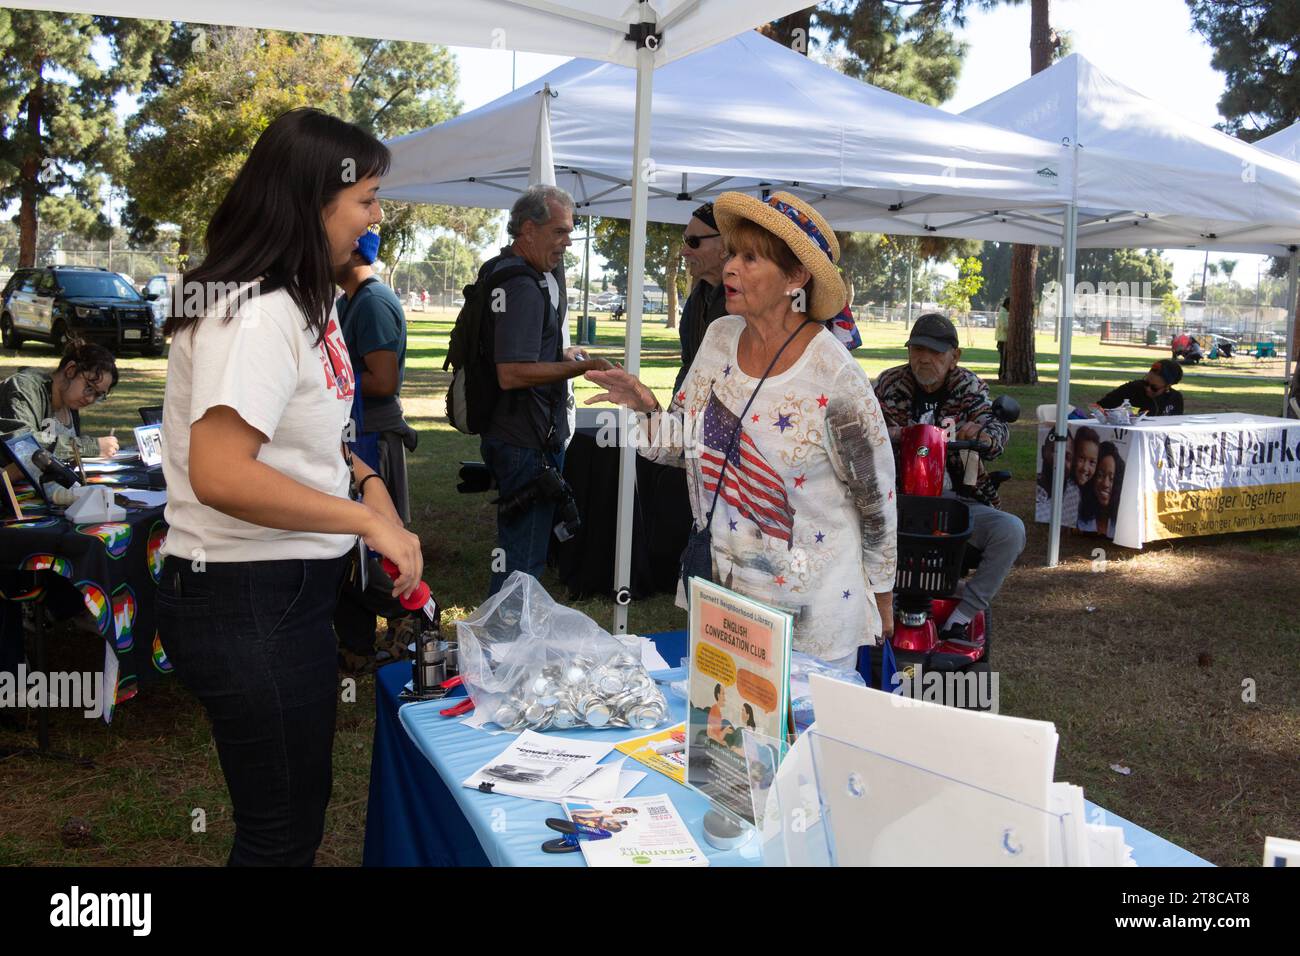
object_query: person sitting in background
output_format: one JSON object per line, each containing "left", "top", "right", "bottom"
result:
{"left": 0, "top": 340, "right": 121, "bottom": 459}
{"left": 1096, "top": 359, "right": 1184, "bottom": 417}
{"left": 874, "top": 313, "right": 1024, "bottom": 644}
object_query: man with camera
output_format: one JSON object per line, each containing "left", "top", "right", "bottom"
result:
{"left": 483, "top": 185, "right": 612, "bottom": 595}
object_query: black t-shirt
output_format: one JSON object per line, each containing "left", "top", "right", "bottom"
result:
{"left": 485, "top": 251, "right": 570, "bottom": 451}
{"left": 1097, "top": 379, "right": 1183, "bottom": 417}
{"left": 911, "top": 385, "right": 949, "bottom": 425}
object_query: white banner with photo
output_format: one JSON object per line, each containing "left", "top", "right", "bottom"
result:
{"left": 1037, "top": 414, "right": 1300, "bottom": 549}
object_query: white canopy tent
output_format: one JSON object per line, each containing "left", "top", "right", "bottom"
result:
{"left": 383, "top": 31, "right": 1071, "bottom": 221}
{"left": 6, "top": 0, "right": 813, "bottom": 632}
{"left": 1256, "top": 121, "right": 1300, "bottom": 162}
{"left": 381, "top": 30, "right": 1074, "bottom": 599}
{"left": 1250, "top": 122, "right": 1300, "bottom": 418}
{"left": 834, "top": 54, "right": 1300, "bottom": 562}
{"left": 7, "top": 0, "right": 798, "bottom": 66}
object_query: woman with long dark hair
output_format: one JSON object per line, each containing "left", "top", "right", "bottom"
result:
{"left": 157, "top": 108, "right": 422, "bottom": 866}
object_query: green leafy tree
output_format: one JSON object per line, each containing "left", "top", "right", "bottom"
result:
{"left": 122, "top": 27, "right": 471, "bottom": 268}
{"left": 0, "top": 11, "right": 169, "bottom": 266}
{"left": 1161, "top": 291, "right": 1182, "bottom": 327}
{"left": 592, "top": 218, "right": 686, "bottom": 326}
{"left": 939, "top": 255, "right": 984, "bottom": 316}
{"left": 1187, "top": 1, "right": 1300, "bottom": 139}
{"left": 839, "top": 232, "right": 977, "bottom": 309}
{"left": 122, "top": 28, "right": 356, "bottom": 260}
{"left": 761, "top": 2, "right": 973, "bottom": 105}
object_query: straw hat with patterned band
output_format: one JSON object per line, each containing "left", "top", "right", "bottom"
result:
{"left": 713, "top": 190, "right": 847, "bottom": 322}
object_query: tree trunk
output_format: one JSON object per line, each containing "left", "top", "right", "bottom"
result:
{"left": 759, "top": 9, "right": 814, "bottom": 55}
{"left": 17, "top": 67, "right": 45, "bottom": 268}
{"left": 663, "top": 240, "right": 681, "bottom": 329}
{"left": 1003, "top": 0, "right": 1053, "bottom": 385}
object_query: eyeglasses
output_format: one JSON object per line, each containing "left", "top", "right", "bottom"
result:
{"left": 80, "top": 376, "right": 111, "bottom": 403}
{"left": 683, "top": 232, "right": 721, "bottom": 249}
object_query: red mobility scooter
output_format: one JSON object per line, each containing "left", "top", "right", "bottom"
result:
{"left": 880, "top": 396, "right": 1020, "bottom": 707}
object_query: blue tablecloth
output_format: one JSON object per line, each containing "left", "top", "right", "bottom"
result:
{"left": 364, "top": 630, "right": 1210, "bottom": 867}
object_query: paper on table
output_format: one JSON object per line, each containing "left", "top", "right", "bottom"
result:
{"left": 101, "top": 639, "right": 119, "bottom": 726}
{"left": 1049, "top": 781, "right": 1089, "bottom": 867}
{"left": 1086, "top": 824, "right": 1134, "bottom": 867}
{"left": 460, "top": 706, "right": 512, "bottom": 735}
{"left": 462, "top": 730, "right": 613, "bottom": 802}
{"left": 81, "top": 461, "right": 139, "bottom": 473}
{"left": 83, "top": 450, "right": 139, "bottom": 463}
{"left": 115, "top": 488, "right": 168, "bottom": 508}
{"left": 563, "top": 795, "right": 708, "bottom": 867}
{"left": 565, "top": 760, "right": 645, "bottom": 803}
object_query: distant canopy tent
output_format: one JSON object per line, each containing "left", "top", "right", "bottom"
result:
{"left": 1254, "top": 121, "right": 1300, "bottom": 419}
{"left": 827, "top": 53, "right": 1300, "bottom": 562}
{"left": 1256, "top": 121, "right": 1300, "bottom": 163}
{"left": 3, "top": 0, "right": 816, "bottom": 633}
{"left": 837, "top": 54, "right": 1300, "bottom": 252}
{"left": 382, "top": 31, "right": 1072, "bottom": 221}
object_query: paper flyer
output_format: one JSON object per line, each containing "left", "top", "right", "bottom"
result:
{"left": 462, "top": 730, "right": 612, "bottom": 802}
{"left": 563, "top": 795, "right": 708, "bottom": 867}
{"left": 614, "top": 722, "right": 687, "bottom": 785}
{"left": 684, "top": 577, "right": 792, "bottom": 825}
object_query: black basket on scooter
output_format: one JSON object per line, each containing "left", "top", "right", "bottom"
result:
{"left": 894, "top": 494, "right": 973, "bottom": 597}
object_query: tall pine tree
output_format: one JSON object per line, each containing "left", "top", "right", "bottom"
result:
{"left": 0, "top": 11, "right": 169, "bottom": 266}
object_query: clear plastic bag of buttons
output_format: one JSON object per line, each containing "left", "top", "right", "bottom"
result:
{"left": 456, "top": 570, "right": 670, "bottom": 733}
{"left": 789, "top": 650, "right": 865, "bottom": 735}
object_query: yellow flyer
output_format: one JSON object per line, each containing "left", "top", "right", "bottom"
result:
{"left": 684, "top": 577, "right": 792, "bottom": 825}
{"left": 614, "top": 723, "right": 687, "bottom": 786}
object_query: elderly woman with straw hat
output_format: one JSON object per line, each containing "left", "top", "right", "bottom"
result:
{"left": 586, "top": 191, "right": 897, "bottom": 667}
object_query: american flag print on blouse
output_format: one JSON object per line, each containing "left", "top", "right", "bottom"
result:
{"left": 699, "top": 390, "right": 795, "bottom": 547}
{"left": 633, "top": 316, "right": 897, "bottom": 662}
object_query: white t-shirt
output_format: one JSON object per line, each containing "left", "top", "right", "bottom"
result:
{"left": 634, "top": 317, "right": 898, "bottom": 662}
{"left": 161, "top": 286, "right": 357, "bottom": 563}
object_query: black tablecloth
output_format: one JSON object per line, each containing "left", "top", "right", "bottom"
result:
{"left": 0, "top": 478, "right": 170, "bottom": 706}
{"left": 555, "top": 428, "right": 693, "bottom": 600}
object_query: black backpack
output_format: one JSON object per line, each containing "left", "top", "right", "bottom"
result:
{"left": 443, "top": 256, "right": 548, "bottom": 436}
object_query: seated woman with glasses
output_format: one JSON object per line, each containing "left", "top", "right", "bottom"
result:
{"left": 1095, "top": 358, "right": 1184, "bottom": 417}
{"left": 0, "top": 339, "right": 122, "bottom": 458}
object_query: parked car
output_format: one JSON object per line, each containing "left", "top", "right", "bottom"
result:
{"left": 140, "top": 274, "right": 171, "bottom": 348}
{"left": 1, "top": 265, "right": 161, "bottom": 355}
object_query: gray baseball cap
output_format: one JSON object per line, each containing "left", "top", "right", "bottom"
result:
{"left": 906, "top": 313, "right": 960, "bottom": 353}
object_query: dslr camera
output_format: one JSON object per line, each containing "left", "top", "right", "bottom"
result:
{"left": 494, "top": 464, "right": 582, "bottom": 542}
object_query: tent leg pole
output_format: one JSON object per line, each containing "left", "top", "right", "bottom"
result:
{"left": 1285, "top": 250, "right": 1297, "bottom": 417}
{"left": 1054, "top": 246, "right": 1063, "bottom": 343}
{"left": 612, "top": 28, "right": 655, "bottom": 635}
{"left": 1048, "top": 204, "right": 1078, "bottom": 568}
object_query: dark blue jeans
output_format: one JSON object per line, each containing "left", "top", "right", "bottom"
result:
{"left": 156, "top": 553, "right": 349, "bottom": 866}
{"left": 481, "top": 435, "right": 564, "bottom": 596}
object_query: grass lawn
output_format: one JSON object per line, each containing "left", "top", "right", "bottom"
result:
{"left": 1, "top": 312, "right": 1296, "bottom": 867}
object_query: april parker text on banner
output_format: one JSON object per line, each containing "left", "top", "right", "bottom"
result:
{"left": 1145, "top": 421, "right": 1300, "bottom": 541}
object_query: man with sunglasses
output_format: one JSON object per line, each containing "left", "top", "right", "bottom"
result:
{"left": 1096, "top": 358, "right": 1185, "bottom": 417}
{"left": 673, "top": 202, "right": 730, "bottom": 395}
